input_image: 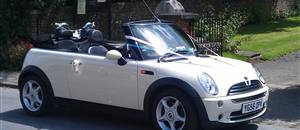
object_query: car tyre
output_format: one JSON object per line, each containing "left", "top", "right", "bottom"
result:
{"left": 151, "top": 89, "right": 199, "bottom": 130}
{"left": 19, "top": 75, "right": 53, "bottom": 116}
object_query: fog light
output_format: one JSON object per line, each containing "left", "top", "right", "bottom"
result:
{"left": 218, "top": 114, "right": 223, "bottom": 120}
{"left": 217, "top": 101, "right": 223, "bottom": 107}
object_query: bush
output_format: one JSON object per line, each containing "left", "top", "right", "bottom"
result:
{"left": 247, "top": 4, "right": 273, "bottom": 24}
{"left": 0, "top": 0, "right": 68, "bottom": 46}
{"left": 0, "top": 0, "right": 31, "bottom": 46}
{"left": 220, "top": 9, "right": 248, "bottom": 53}
{"left": 272, "top": 3, "right": 300, "bottom": 20}
{"left": 291, "top": 4, "right": 300, "bottom": 16}
{"left": 0, "top": 40, "right": 32, "bottom": 70}
{"left": 0, "top": 0, "right": 68, "bottom": 70}
{"left": 194, "top": 9, "right": 247, "bottom": 53}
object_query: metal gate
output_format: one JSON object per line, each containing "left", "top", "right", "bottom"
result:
{"left": 191, "top": 16, "right": 225, "bottom": 55}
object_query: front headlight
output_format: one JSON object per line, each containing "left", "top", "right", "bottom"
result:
{"left": 252, "top": 65, "right": 266, "bottom": 84}
{"left": 198, "top": 73, "right": 218, "bottom": 95}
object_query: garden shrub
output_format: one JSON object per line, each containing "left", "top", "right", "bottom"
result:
{"left": 279, "top": 4, "right": 300, "bottom": 17}
{"left": 0, "top": 0, "right": 68, "bottom": 70}
{"left": 221, "top": 10, "right": 248, "bottom": 53}
{"left": 247, "top": 4, "right": 273, "bottom": 24}
{"left": 292, "top": 4, "right": 300, "bottom": 16}
{"left": 272, "top": 2, "right": 300, "bottom": 20}
{"left": 0, "top": 40, "right": 32, "bottom": 71}
{"left": 194, "top": 8, "right": 247, "bottom": 53}
{"left": 0, "top": 0, "right": 31, "bottom": 46}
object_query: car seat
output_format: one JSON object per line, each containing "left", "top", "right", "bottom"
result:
{"left": 78, "top": 30, "right": 104, "bottom": 53}
{"left": 88, "top": 45, "right": 108, "bottom": 56}
{"left": 56, "top": 40, "right": 78, "bottom": 52}
{"left": 89, "top": 30, "right": 103, "bottom": 43}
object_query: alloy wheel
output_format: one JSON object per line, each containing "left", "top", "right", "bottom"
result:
{"left": 156, "top": 96, "right": 186, "bottom": 130}
{"left": 22, "top": 80, "right": 43, "bottom": 112}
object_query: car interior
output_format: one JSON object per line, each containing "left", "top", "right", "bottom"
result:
{"left": 51, "top": 29, "right": 126, "bottom": 57}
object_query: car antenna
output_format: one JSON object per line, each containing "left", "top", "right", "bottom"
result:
{"left": 142, "top": 0, "right": 161, "bottom": 22}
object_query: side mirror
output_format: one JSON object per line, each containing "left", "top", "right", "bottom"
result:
{"left": 106, "top": 50, "right": 122, "bottom": 60}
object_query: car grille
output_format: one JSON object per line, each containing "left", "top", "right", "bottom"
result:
{"left": 231, "top": 92, "right": 266, "bottom": 103}
{"left": 228, "top": 80, "right": 262, "bottom": 96}
{"left": 230, "top": 107, "right": 265, "bottom": 121}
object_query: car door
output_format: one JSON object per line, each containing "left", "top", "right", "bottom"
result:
{"left": 67, "top": 53, "right": 139, "bottom": 109}
{"left": 29, "top": 49, "right": 74, "bottom": 99}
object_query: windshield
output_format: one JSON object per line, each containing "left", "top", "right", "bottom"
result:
{"left": 130, "top": 24, "right": 197, "bottom": 60}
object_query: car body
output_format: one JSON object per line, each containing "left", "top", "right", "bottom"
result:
{"left": 19, "top": 20, "right": 269, "bottom": 130}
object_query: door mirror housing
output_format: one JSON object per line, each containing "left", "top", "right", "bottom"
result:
{"left": 106, "top": 50, "right": 122, "bottom": 60}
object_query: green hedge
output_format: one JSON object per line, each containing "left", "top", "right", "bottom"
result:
{"left": 0, "top": 0, "right": 31, "bottom": 46}
{"left": 0, "top": 41, "right": 32, "bottom": 71}
{"left": 0, "top": 0, "right": 67, "bottom": 46}
{"left": 0, "top": 0, "right": 67, "bottom": 70}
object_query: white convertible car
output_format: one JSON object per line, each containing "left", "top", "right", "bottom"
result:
{"left": 19, "top": 20, "right": 269, "bottom": 130}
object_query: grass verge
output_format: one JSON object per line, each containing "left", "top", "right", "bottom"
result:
{"left": 232, "top": 16, "right": 300, "bottom": 60}
{"left": 223, "top": 52, "right": 249, "bottom": 61}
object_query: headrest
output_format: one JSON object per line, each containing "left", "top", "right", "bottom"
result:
{"left": 88, "top": 46, "right": 108, "bottom": 56}
{"left": 89, "top": 30, "right": 103, "bottom": 43}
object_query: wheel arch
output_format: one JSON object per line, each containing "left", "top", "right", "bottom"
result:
{"left": 18, "top": 65, "right": 54, "bottom": 97}
{"left": 143, "top": 77, "right": 210, "bottom": 127}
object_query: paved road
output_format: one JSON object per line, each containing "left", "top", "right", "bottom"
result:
{"left": 0, "top": 88, "right": 295, "bottom": 130}
{"left": 256, "top": 51, "right": 300, "bottom": 88}
{"left": 254, "top": 51, "right": 300, "bottom": 129}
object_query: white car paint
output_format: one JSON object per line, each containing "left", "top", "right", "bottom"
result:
{"left": 67, "top": 53, "right": 138, "bottom": 109}
{"left": 22, "top": 48, "right": 269, "bottom": 123}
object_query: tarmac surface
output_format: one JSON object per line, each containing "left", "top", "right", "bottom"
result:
{"left": 254, "top": 51, "right": 300, "bottom": 129}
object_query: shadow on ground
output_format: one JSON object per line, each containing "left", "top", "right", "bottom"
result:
{"left": 1, "top": 107, "right": 153, "bottom": 130}
{"left": 257, "top": 85, "right": 300, "bottom": 123}
{"left": 2, "top": 86, "right": 299, "bottom": 130}
{"left": 1, "top": 107, "right": 261, "bottom": 130}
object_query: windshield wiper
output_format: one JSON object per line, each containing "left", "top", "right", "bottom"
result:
{"left": 158, "top": 53, "right": 174, "bottom": 62}
{"left": 175, "top": 50, "right": 190, "bottom": 54}
{"left": 158, "top": 52, "right": 189, "bottom": 63}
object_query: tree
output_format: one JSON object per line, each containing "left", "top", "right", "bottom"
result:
{"left": 0, "top": 0, "right": 68, "bottom": 45}
{"left": 31, "top": 0, "right": 67, "bottom": 14}
{"left": 0, "top": 0, "right": 31, "bottom": 45}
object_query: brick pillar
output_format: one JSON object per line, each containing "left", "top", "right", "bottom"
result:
{"left": 30, "top": 10, "right": 41, "bottom": 38}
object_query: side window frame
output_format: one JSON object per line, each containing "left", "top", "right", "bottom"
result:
{"left": 123, "top": 25, "right": 144, "bottom": 61}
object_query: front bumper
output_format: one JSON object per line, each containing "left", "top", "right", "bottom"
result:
{"left": 202, "top": 84, "right": 269, "bottom": 123}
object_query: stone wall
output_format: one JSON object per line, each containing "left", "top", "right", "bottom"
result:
{"left": 110, "top": 0, "right": 156, "bottom": 41}
{"left": 30, "top": 7, "right": 75, "bottom": 37}
{"left": 30, "top": 0, "right": 299, "bottom": 41}
{"left": 89, "top": 0, "right": 224, "bottom": 40}
{"left": 273, "top": 0, "right": 299, "bottom": 16}
{"left": 30, "top": 0, "right": 218, "bottom": 41}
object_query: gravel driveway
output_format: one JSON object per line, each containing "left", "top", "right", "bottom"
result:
{"left": 256, "top": 51, "right": 300, "bottom": 88}
{"left": 254, "top": 51, "right": 300, "bottom": 129}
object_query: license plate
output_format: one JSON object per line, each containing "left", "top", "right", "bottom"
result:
{"left": 242, "top": 99, "right": 263, "bottom": 114}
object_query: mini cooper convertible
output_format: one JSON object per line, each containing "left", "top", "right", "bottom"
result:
{"left": 19, "top": 20, "right": 269, "bottom": 130}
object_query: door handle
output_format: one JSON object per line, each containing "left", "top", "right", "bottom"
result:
{"left": 70, "top": 59, "right": 82, "bottom": 72}
{"left": 70, "top": 59, "right": 82, "bottom": 65}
